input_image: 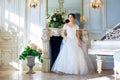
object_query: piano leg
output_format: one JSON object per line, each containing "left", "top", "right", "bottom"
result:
{"left": 96, "top": 55, "right": 103, "bottom": 76}
{"left": 114, "top": 68, "right": 117, "bottom": 80}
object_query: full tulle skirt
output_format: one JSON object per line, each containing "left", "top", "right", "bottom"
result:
{"left": 51, "top": 37, "right": 92, "bottom": 75}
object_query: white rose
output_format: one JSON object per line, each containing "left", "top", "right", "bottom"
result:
{"left": 53, "top": 18, "right": 56, "bottom": 21}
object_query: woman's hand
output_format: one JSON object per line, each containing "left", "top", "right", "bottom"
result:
{"left": 62, "top": 29, "right": 67, "bottom": 42}
{"left": 64, "top": 36, "right": 67, "bottom": 42}
{"left": 78, "top": 41, "right": 81, "bottom": 47}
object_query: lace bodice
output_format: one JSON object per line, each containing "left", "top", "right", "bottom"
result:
{"left": 63, "top": 24, "right": 79, "bottom": 39}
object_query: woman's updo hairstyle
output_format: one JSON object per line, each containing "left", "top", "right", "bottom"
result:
{"left": 68, "top": 13, "right": 75, "bottom": 19}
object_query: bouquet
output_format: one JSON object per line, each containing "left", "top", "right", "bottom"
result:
{"left": 47, "top": 11, "right": 65, "bottom": 28}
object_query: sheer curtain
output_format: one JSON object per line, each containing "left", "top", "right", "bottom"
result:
{"left": 0, "top": 0, "right": 46, "bottom": 51}
{"left": 0, "top": 0, "right": 46, "bottom": 70}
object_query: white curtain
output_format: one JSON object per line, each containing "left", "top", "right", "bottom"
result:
{"left": 0, "top": 0, "right": 46, "bottom": 52}
{"left": 27, "top": 0, "right": 46, "bottom": 49}
{"left": 0, "top": 0, "right": 46, "bottom": 70}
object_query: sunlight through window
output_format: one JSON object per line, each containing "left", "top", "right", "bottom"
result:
{"left": 30, "top": 23, "right": 43, "bottom": 49}
{"left": 5, "top": 9, "right": 9, "bottom": 19}
{"left": 9, "top": 61, "right": 20, "bottom": 70}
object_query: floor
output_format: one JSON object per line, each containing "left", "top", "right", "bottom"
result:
{"left": 0, "top": 69, "right": 119, "bottom": 80}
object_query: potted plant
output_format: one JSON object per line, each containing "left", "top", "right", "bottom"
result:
{"left": 19, "top": 42, "right": 43, "bottom": 74}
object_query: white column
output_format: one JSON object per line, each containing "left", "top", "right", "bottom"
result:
{"left": 41, "top": 29, "right": 50, "bottom": 72}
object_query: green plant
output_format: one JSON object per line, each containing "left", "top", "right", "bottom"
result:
{"left": 47, "top": 11, "right": 65, "bottom": 28}
{"left": 19, "top": 43, "right": 43, "bottom": 63}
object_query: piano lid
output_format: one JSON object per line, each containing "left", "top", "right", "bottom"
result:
{"left": 101, "top": 23, "right": 120, "bottom": 40}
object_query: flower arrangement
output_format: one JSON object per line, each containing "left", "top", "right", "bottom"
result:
{"left": 47, "top": 11, "right": 65, "bottom": 28}
{"left": 19, "top": 42, "right": 43, "bottom": 63}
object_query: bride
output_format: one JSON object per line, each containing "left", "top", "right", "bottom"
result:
{"left": 51, "top": 13, "right": 94, "bottom": 75}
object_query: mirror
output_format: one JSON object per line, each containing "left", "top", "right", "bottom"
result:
{"left": 48, "top": 0, "right": 81, "bottom": 14}
{"left": 46, "top": 0, "right": 83, "bottom": 28}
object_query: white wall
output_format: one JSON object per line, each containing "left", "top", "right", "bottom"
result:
{"left": 106, "top": 0, "right": 120, "bottom": 29}
{"left": 84, "top": 0, "right": 120, "bottom": 69}
{"left": 84, "top": 0, "right": 120, "bottom": 32}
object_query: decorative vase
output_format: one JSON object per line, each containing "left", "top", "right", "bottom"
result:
{"left": 26, "top": 56, "right": 35, "bottom": 74}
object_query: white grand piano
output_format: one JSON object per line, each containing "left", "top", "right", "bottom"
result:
{"left": 88, "top": 23, "right": 120, "bottom": 79}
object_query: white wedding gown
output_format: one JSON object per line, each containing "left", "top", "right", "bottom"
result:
{"left": 51, "top": 24, "right": 94, "bottom": 75}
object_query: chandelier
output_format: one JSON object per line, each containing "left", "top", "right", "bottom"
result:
{"left": 90, "top": 0, "right": 101, "bottom": 9}
{"left": 28, "top": 0, "right": 39, "bottom": 8}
